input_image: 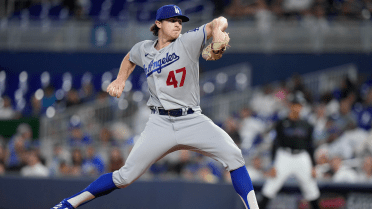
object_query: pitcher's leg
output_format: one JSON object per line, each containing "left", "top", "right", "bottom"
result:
{"left": 64, "top": 172, "right": 118, "bottom": 208}
{"left": 51, "top": 115, "right": 177, "bottom": 208}
{"left": 176, "top": 113, "right": 258, "bottom": 208}
{"left": 230, "top": 166, "right": 259, "bottom": 209}
{"left": 112, "top": 132, "right": 177, "bottom": 188}
{"left": 113, "top": 115, "right": 180, "bottom": 188}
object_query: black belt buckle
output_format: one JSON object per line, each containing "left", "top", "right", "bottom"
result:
{"left": 168, "top": 109, "right": 182, "bottom": 117}
{"left": 151, "top": 107, "right": 194, "bottom": 117}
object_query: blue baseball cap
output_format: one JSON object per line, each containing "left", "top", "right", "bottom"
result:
{"left": 156, "top": 5, "right": 189, "bottom": 22}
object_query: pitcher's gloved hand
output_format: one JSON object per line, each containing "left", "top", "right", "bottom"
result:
{"left": 202, "top": 32, "right": 230, "bottom": 61}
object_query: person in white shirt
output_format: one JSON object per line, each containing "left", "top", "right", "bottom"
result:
{"left": 330, "top": 155, "right": 358, "bottom": 183}
{"left": 358, "top": 155, "right": 372, "bottom": 182}
{"left": 314, "top": 147, "right": 332, "bottom": 181}
{"left": 246, "top": 155, "right": 265, "bottom": 181}
{"left": 0, "top": 96, "right": 16, "bottom": 119}
{"left": 21, "top": 150, "right": 49, "bottom": 177}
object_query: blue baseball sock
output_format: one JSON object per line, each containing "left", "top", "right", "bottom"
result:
{"left": 230, "top": 166, "right": 258, "bottom": 209}
{"left": 84, "top": 172, "right": 118, "bottom": 197}
{"left": 65, "top": 172, "right": 118, "bottom": 207}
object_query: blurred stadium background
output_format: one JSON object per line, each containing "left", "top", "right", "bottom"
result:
{"left": 0, "top": 0, "right": 372, "bottom": 208}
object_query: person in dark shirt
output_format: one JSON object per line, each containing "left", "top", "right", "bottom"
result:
{"left": 259, "top": 92, "right": 320, "bottom": 209}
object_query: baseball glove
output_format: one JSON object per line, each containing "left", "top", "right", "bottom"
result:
{"left": 202, "top": 32, "right": 230, "bottom": 61}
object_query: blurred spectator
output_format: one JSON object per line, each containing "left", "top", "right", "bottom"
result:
{"left": 20, "top": 149, "right": 49, "bottom": 177}
{"left": 313, "top": 0, "right": 330, "bottom": 20}
{"left": 167, "top": 150, "right": 192, "bottom": 175}
{"left": 356, "top": 88, "right": 372, "bottom": 131}
{"left": 181, "top": 154, "right": 221, "bottom": 183}
{"left": 107, "top": 147, "right": 125, "bottom": 172}
{"left": 290, "top": 74, "right": 313, "bottom": 103}
{"left": 82, "top": 145, "right": 105, "bottom": 176}
{"left": 74, "top": 0, "right": 91, "bottom": 19}
{"left": 333, "top": 77, "right": 357, "bottom": 101}
{"left": 30, "top": 140, "right": 46, "bottom": 166}
{"left": 246, "top": 155, "right": 265, "bottom": 181}
{"left": 97, "top": 127, "right": 115, "bottom": 165}
{"left": 360, "top": 77, "right": 372, "bottom": 100}
{"left": 180, "top": 153, "right": 204, "bottom": 181}
{"left": 29, "top": 95, "right": 43, "bottom": 116}
{"left": 42, "top": 85, "right": 57, "bottom": 110}
{"left": 197, "top": 166, "right": 219, "bottom": 183}
{"left": 239, "top": 107, "right": 266, "bottom": 150}
{"left": 340, "top": 0, "right": 365, "bottom": 19}
{"left": 62, "top": 0, "right": 79, "bottom": 16}
{"left": 358, "top": 155, "right": 372, "bottom": 182}
{"left": 324, "top": 93, "right": 340, "bottom": 117}
{"left": 181, "top": 163, "right": 199, "bottom": 181}
{"left": 272, "top": 0, "right": 314, "bottom": 18}
{"left": 68, "top": 118, "right": 93, "bottom": 148}
{"left": 149, "top": 156, "right": 169, "bottom": 178}
{"left": 314, "top": 147, "right": 332, "bottom": 180}
{"left": 332, "top": 97, "right": 357, "bottom": 132}
{"left": 250, "top": 84, "right": 278, "bottom": 118}
{"left": 65, "top": 88, "right": 81, "bottom": 108}
{"left": 6, "top": 123, "right": 32, "bottom": 172}
{"left": 71, "top": 148, "right": 83, "bottom": 176}
{"left": 310, "top": 103, "right": 328, "bottom": 146}
{"left": 111, "top": 122, "right": 134, "bottom": 158}
{"left": 356, "top": 129, "right": 372, "bottom": 157}
{"left": 48, "top": 143, "right": 71, "bottom": 176}
{"left": 58, "top": 161, "right": 72, "bottom": 176}
{"left": 330, "top": 155, "right": 358, "bottom": 183}
{"left": 323, "top": 117, "right": 343, "bottom": 145}
{"left": 95, "top": 90, "right": 114, "bottom": 123}
{"left": 326, "top": 126, "right": 368, "bottom": 160}
{"left": 222, "top": 116, "right": 242, "bottom": 146}
{"left": 0, "top": 95, "right": 16, "bottom": 119}
{"left": 79, "top": 83, "right": 96, "bottom": 103}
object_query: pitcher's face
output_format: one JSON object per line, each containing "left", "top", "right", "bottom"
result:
{"left": 157, "top": 17, "right": 182, "bottom": 40}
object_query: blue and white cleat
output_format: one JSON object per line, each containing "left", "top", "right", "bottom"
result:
{"left": 51, "top": 199, "right": 74, "bottom": 209}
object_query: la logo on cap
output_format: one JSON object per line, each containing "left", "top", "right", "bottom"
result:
{"left": 174, "top": 6, "right": 180, "bottom": 14}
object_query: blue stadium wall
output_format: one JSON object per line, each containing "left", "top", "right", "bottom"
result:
{"left": 0, "top": 52, "right": 371, "bottom": 102}
{"left": 1, "top": 176, "right": 372, "bottom": 209}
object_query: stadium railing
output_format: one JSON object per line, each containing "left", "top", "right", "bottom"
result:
{"left": 1, "top": 19, "right": 371, "bottom": 52}
{"left": 300, "top": 63, "right": 358, "bottom": 97}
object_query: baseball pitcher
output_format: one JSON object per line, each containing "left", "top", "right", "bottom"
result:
{"left": 51, "top": 4, "right": 259, "bottom": 209}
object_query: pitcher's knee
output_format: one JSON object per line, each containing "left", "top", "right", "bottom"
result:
{"left": 225, "top": 146, "right": 245, "bottom": 171}
{"left": 112, "top": 167, "right": 139, "bottom": 188}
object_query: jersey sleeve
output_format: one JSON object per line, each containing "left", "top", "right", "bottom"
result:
{"left": 179, "top": 24, "right": 207, "bottom": 62}
{"left": 129, "top": 41, "right": 144, "bottom": 67}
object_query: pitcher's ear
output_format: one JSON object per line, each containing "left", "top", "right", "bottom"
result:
{"left": 155, "top": 20, "right": 162, "bottom": 28}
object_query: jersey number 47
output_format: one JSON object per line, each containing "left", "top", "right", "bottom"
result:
{"left": 166, "top": 67, "right": 186, "bottom": 88}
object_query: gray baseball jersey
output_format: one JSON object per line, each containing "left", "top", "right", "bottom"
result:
{"left": 129, "top": 24, "right": 207, "bottom": 111}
